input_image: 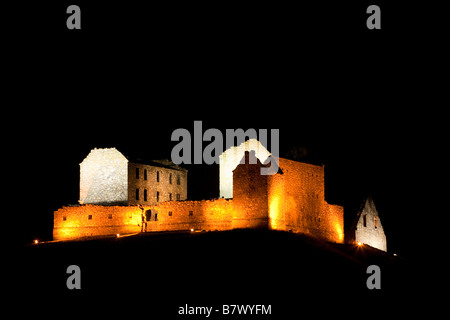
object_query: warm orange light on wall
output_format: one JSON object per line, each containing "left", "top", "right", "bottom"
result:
{"left": 268, "top": 175, "right": 286, "bottom": 231}
{"left": 334, "top": 222, "right": 344, "bottom": 242}
{"left": 268, "top": 194, "right": 280, "bottom": 229}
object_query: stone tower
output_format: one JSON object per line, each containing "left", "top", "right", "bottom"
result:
{"left": 219, "top": 139, "right": 271, "bottom": 199}
{"left": 232, "top": 151, "right": 269, "bottom": 229}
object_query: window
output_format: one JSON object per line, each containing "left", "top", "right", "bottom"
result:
{"left": 136, "top": 188, "right": 140, "bottom": 201}
{"left": 177, "top": 174, "right": 181, "bottom": 185}
{"left": 108, "top": 214, "right": 112, "bottom": 219}
{"left": 189, "top": 210, "right": 193, "bottom": 216}
{"left": 169, "top": 193, "right": 172, "bottom": 201}
{"left": 144, "top": 169, "right": 147, "bottom": 180}
{"left": 88, "top": 215, "right": 92, "bottom": 220}
{"left": 374, "top": 216, "right": 378, "bottom": 228}
{"left": 176, "top": 194, "right": 180, "bottom": 201}
{"left": 156, "top": 191, "right": 160, "bottom": 202}
{"left": 363, "top": 215, "right": 367, "bottom": 227}
{"left": 155, "top": 213, "right": 158, "bottom": 221}
{"left": 156, "top": 171, "right": 160, "bottom": 182}
{"left": 168, "top": 211, "right": 173, "bottom": 217}
{"left": 144, "top": 189, "right": 148, "bottom": 201}
{"left": 63, "top": 216, "right": 67, "bottom": 221}
{"left": 136, "top": 167, "right": 139, "bottom": 179}
{"left": 169, "top": 173, "right": 172, "bottom": 184}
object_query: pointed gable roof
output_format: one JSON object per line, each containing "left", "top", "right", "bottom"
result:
{"left": 350, "top": 195, "right": 379, "bottom": 232}
{"left": 348, "top": 195, "right": 387, "bottom": 251}
{"left": 219, "top": 139, "right": 271, "bottom": 198}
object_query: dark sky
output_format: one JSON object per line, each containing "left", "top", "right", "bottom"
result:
{"left": 7, "top": 1, "right": 434, "bottom": 258}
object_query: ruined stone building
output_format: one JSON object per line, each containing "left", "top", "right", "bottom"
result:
{"left": 79, "top": 148, "right": 187, "bottom": 206}
{"left": 347, "top": 196, "right": 387, "bottom": 251}
{"left": 54, "top": 143, "right": 387, "bottom": 252}
{"left": 219, "top": 139, "right": 271, "bottom": 199}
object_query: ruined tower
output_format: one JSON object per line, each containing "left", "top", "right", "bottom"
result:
{"left": 232, "top": 151, "right": 269, "bottom": 229}
{"left": 347, "top": 196, "right": 387, "bottom": 251}
{"left": 219, "top": 139, "right": 271, "bottom": 199}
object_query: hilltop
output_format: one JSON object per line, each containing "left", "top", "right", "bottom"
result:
{"left": 18, "top": 230, "right": 413, "bottom": 319}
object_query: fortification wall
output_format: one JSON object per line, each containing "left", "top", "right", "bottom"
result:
{"left": 320, "top": 203, "right": 344, "bottom": 243}
{"left": 54, "top": 205, "right": 142, "bottom": 240}
{"left": 53, "top": 199, "right": 234, "bottom": 240}
{"left": 267, "top": 158, "right": 344, "bottom": 243}
{"left": 267, "top": 171, "right": 286, "bottom": 230}
{"left": 156, "top": 198, "right": 233, "bottom": 231}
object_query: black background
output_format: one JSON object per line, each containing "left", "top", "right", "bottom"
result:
{"left": 5, "top": 1, "right": 442, "bottom": 317}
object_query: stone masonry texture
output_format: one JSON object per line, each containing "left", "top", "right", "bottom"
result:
{"left": 55, "top": 149, "right": 345, "bottom": 244}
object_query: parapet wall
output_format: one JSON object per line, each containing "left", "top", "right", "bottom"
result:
{"left": 54, "top": 205, "right": 142, "bottom": 240}
{"left": 267, "top": 158, "right": 344, "bottom": 243}
{"left": 156, "top": 198, "right": 233, "bottom": 231}
{"left": 54, "top": 199, "right": 235, "bottom": 240}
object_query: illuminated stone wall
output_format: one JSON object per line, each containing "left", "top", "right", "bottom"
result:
{"left": 128, "top": 161, "right": 188, "bottom": 206}
{"left": 219, "top": 139, "right": 271, "bottom": 199}
{"left": 79, "top": 148, "right": 187, "bottom": 206}
{"left": 266, "top": 158, "right": 344, "bottom": 243}
{"left": 267, "top": 170, "right": 286, "bottom": 230}
{"left": 232, "top": 151, "right": 269, "bottom": 229}
{"left": 156, "top": 198, "right": 234, "bottom": 231}
{"left": 79, "top": 148, "right": 129, "bottom": 205}
{"left": 54, "top": 200, "right": 234, "bottom": 240}
{"left": 53, "top": 205, "right": 142, "bottom": 240}
{"left": 352, "top": 197, "right": 387, "bottom": 251}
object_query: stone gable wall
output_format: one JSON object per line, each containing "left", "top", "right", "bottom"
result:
{"left": 79, "top": 148, "right": 129, "bottom": 205}
{"left": 354, "top": 198, "right": 387, "bottom": 251}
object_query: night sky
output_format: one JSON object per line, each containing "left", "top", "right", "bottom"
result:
{"left": 7, "top": 1, "right": 435, "bottom": 259}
